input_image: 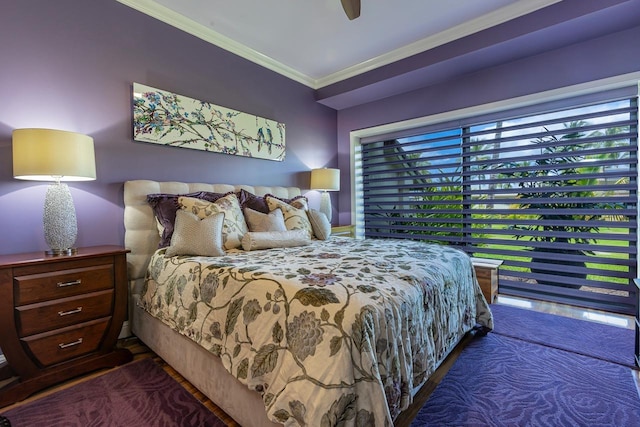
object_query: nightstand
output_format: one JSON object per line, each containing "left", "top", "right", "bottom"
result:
{"left": 332, "top": 225, "right": 355, "bottom": 237}
{"left": 0, "top": 246, "right": 132, "bottom": 407}
{"left": 471, "top": 257, "right": 503, "bottom": 304}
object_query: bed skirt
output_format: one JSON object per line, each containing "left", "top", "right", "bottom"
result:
{"left": 131, "top": 293, "right": 280, "bottom": 427}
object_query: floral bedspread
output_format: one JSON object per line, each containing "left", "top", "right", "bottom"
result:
{"left": 140, "top": 238, "right": 493, "bottom": 426}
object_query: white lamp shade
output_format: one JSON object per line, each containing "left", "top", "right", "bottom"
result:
{"left": 12, "top": 128, "right": 96, "bottom": 181}
{"left": 310, "top": 168, "right": 340, "bottom": 191}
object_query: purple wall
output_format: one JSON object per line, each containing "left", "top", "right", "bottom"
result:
{"left": 0, "top": 0, "right": 337, "bottom": 255}
{"left": 318, "top": 0, "right": 638, "bottom": 109}
{"left": 1, "top": 0, "right": 639, "bottom": 255}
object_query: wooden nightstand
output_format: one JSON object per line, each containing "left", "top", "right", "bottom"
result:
{"left": 471, "top": 258, "right": 503, "bottom": 304}
{"left": 0, "top": 245, "right": 132, "bottom": 407}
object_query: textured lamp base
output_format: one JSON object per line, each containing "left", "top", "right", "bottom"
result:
{"left": 319, "top": 191, "right": 332, "bottom": 223}
{"left": 43, "top": 182, "right": 78, "bottom": 255}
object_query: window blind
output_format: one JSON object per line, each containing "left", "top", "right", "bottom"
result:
{"left": 359, "top": 92, "right": 638, "bottom": 314}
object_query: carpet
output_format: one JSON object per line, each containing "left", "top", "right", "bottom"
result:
{"left": 0, "top": 358, "right": 226, "bottom": 427}
{"left": 490, "top": 303, "right": 636, "bottom": 368}
{"left": 411, "top": 333, "right": 640, "bottom": 426}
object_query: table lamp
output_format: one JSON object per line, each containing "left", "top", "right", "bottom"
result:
{"left": 12, "top": 128, "right": 96, "bottom": 255}
{"left": 310, "top": 168, "right": 340, "bottom": 222}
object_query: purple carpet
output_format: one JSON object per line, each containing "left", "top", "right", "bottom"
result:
{"left": 411, "top": 333, "right": 640, "bottom": 426}
{"left": 1, "top": 358, "right": 226, "bottom": 427}
{"left": 490, "top": 303, "right": 636, "bottom": 368}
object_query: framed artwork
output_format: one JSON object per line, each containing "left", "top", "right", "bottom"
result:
{"left": 133, "top": 83, "right": 285, "bottom": 161}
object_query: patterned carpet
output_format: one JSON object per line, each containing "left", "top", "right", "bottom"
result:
{"left": 0, "top": 358, "right": 226, "bottom": 427}
{"left": 411, "top": 307, "right": 640, "bottom": 426}
{"left": 490, "top": 304, "right": 636, "bottom": 368}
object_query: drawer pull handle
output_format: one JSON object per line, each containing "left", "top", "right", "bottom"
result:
{"left": 57, "top": 279, "right": 82, "bottom": 288}
{"left": 58, "top": 307, "right": 83, "bottom": 317}
{"left": 59, "top": 338, "right": 83, "bottom": 349}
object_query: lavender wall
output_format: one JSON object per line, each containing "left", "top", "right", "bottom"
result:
{"left": 1, "top": 0, "right": 639, "bottom": 255}
{"left": 335, "top": 24, "right": 640, "bottom": 226}
{"left": 0, "top": 0, "right": 337, "bottom": 255}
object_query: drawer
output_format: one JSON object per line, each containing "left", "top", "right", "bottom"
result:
{"left": 15, "top": 290, "right": 114, "bottom": 336}
{"left": 21, "top": 318, "right": 110, "bottom": 367}
{"left": 14, "top": 264, "right": 114, "bottom": 305}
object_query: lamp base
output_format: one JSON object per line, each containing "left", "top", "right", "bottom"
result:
{"left": 319, "top": 191, "right": 332, "bottom": 223}
{"left": 43, "top": 182, "right": 78, "bottom": 255}
{"left": 46, "top": 248, "right": 78, "bottom": 256}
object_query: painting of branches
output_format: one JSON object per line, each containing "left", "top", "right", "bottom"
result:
{"left": 133, "top": 83, "right": 285, "bottom": 161}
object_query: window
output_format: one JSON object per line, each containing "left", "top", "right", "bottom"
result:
{"left": 358, "top": 92, "right": 638, "bottom": 314}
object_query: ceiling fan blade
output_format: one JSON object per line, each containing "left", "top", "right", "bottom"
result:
{"left": 340, "top": 0, "right": 361, "bottom": 20}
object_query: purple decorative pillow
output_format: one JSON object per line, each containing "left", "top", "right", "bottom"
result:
{"left": 147, "top": 191, "right": 227, "bottom": 247}
{"left": 237, "top": 189, "right": 270, "bottom": 214}
{"left": 237, "top": 190, "right": 308, "bottom": 215}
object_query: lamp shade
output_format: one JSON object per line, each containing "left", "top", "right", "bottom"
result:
{"left": 12, "top": 128, "right": 96, "bottom": 181}
{"left": 310, "top": 168, "right": 340, "bottom": 191}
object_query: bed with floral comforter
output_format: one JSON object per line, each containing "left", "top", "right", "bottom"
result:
{"left": 139, "top": 237, "right": 492, "bottom": 426}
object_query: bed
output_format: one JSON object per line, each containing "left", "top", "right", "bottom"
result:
{"left": 123, "top": 179, "right": 493, "bottom": 426}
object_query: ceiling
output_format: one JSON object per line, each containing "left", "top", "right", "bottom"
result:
{"left": 116, "top": 0, "right": 560, "bottom": 89}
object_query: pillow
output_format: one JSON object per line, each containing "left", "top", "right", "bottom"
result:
{"left": 244, "top": 208, "right": 287, "bottom": 232}
{"left": 165, "top": 210, "right": 225, "bottom": 257}
{"left": 178, "top": 193, "right": 248, "bottom": 250}
{"left": 147, "top": 191, "right": 226, "bottom": 248}
{"left": 237, "top": 190, "right": 308, "bottom": 214}
{"left": 237, "top": 189, "right": 270, "bottom": 214}
{"left": 265, "top": 195, "right": 313, "bottom": 239}
{"left": 263, "top": 193, "right": 308, "bottom": 210}
{"left": 241, "top": 230, "right": 311, "bottom": 251}
{"left": 307, "top": 209, "right": 331, "bottom": 240}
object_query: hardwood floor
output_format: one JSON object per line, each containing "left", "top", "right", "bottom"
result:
{"left": 0, "top": 295, "right": 635, "bottom": 426}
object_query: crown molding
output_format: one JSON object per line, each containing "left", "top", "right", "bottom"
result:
{"left": 116, "top": 0, "right": 316, "bottom": 88}
{"left": 117, "top": 0, "right": 560, "bottom": 90}
{"left": 315, "top": 0, "right": 561, "bottom": 88}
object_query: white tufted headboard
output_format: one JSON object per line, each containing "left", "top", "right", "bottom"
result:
{"left": 123, "top": 180, "right": 302, "bottom": 293}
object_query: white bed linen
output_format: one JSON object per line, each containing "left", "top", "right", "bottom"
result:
{"left": 139, "top": 239, "right": 492, "bottom": 426}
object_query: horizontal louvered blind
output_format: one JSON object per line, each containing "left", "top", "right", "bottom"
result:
{"left": 362, "top": 129, "right": 465, "bottom": 244}
{"left": 361, "top": 95, "right": 638, "bottom": 314}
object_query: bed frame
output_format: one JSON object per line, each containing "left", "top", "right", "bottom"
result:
{"left": 124, "top": 180, "right": 301, "bottom": 427}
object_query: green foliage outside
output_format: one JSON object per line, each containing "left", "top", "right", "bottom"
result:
{"left": 369, "top": 118, "right": 634, "bottom": 289}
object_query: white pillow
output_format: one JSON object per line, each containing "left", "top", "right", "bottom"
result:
{"left": 244, "top": 208, "right": 287, "bottom": 232}
{"left": 178, "top": 193, "right": 248, "bottom": 250}
{"left": 165, "top": 210, "right": 225, "bottom": 257}
{"left": 241, "top": 230, "right": 311, "bottom": 251}
{"left": 265, "top": 196, "right": 313, "bottom": 239}
{"left": 307, "top": 209, "right": 331, "bottom": 240}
